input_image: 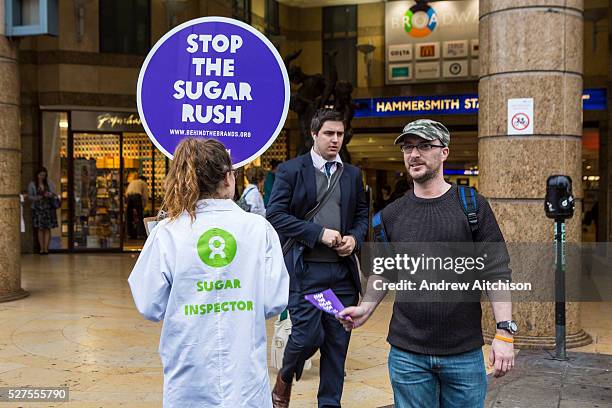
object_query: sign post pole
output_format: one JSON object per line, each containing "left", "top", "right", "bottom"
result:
{"left": 554, "top": 219, "right": 567, "bottom": 361}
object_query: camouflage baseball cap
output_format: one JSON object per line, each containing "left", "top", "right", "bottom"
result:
{"left": 394, "top": 119, "right": 450, "bottom": 147}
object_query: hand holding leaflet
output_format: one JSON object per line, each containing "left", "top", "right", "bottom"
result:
{"left": 304, "top": 289, "right": 346, "bottom": 318}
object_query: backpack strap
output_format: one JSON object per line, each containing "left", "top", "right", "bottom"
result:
{"left": 372, "top": 211, "right": 388, "bottom": 242}
{"left": 458, "top": 185, "right": 478, "bottom": 237}
{"left": 241, "top": 185, "right": 256, "bottom": 199}
{"left": 372, "top": 211, "right": 395, "bottom": 262}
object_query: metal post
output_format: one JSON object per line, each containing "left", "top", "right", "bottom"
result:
{"left": 554, "top": 219, "right": 567, "bottom": 360}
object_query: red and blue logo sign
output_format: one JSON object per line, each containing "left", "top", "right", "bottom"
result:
{"left": 404, "top": 1, "right": 437, "bottom": 38}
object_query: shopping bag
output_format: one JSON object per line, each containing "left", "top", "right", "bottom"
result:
{"left": 271, "top": 315, "right": 291, "bottom": 370}
{"left": 51, "top": 195, "right": 61, "bottom": 209}
{"left": 270, "top": 312, "right": 312, "bottom": 371}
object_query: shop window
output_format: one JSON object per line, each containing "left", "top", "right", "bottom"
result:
{"left": 154, "top": 153, "right": 168, "bottom": 211}
{"left": 266, "top": 0, "right": 280, "bottom": 36}
{"left": 123, "top": 133, "right": 153, "bottom": 250}
{"left": 322, "top": 5, "right": 357, "bottom": 86}
{"left": 233, "top": 0, "right": 251, "bottom": 24}
{"left": 582, "top": 128, "right": 600, "bottom": 242}
{"left": 41, "top": 112, "right": 69, "bottom": 250}
{"left": 100, "top": 0, "right": 150, "bottom": 55}
{"left": 72, "top": 133, "right": 122, "bottom": 250}
{"left": 121, "top": 134, "right": 167, "bottom": 213}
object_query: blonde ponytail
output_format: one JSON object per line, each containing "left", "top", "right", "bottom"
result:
{"left": 162, "top": 138, "right": 232, "bottom": 221}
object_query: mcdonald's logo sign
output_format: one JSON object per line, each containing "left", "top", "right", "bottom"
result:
{"left": 420, "top": 45, "right": 436, "bottom": 58}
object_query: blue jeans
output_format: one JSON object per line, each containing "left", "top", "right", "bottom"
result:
{"left": 388, "top": 346, "right": 487, "bottom": 408}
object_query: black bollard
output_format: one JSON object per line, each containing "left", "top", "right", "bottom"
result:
{"left": 545, "top": 175, "right": 574, "bottom": 361}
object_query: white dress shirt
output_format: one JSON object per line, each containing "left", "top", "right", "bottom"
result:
{"left": 310, "top": 148, "right": 343, "bottom": 180}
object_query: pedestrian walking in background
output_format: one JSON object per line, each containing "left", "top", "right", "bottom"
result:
{"left": 241, "top": 166, "right": 267, "bottom": 217}
{"left": 264, "top": 159, "right": 282, "bottom": 207}
{"left": 125, "top": 174, "right": 149, "bottom": 239}
{"left": 267, "top": 109, "right": 369, "bottom": 408}
{"left": 27, "top": 167, "right": 59, "bottom": 254}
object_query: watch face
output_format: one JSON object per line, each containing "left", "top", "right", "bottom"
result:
{"left": 509, "top": 321, "right": 518, "bottom": 333}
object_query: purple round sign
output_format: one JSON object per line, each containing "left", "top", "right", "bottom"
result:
{"left": 137, "top": 17, "right": 290, "bottom": 167}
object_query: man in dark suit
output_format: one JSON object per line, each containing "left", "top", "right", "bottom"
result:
{"left": 267, "top": 109, "right": 369, "bottom": 408}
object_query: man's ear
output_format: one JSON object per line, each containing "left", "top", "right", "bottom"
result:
{"left": 440, "top": 147, "right": 450, "bottom": 162}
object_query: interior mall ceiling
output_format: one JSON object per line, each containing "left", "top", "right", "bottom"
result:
{"left": 348, "top": 131, "right": 478, "bottom": 171}
{"left": 348, "top": 130, "right": 600, "bottom": 174}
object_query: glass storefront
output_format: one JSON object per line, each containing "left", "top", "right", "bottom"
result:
{"left": 72, "top": 133, "right": 122, "bottom": 249}
{"left": 123, "top": 132, "right": 168, "bottom": 251}
{"left": 582, "top": 127, "right": 600, "bottom": 242}
{"left": 42, "top": 110, "right": 167, "bottom": 252}
{"left": 41, "top": 112, "right": 69, "bottom": 250}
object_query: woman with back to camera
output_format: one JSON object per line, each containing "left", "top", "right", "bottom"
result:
{"left": 128, "top": 138, "right": 289, "bottom": 407}
{"left": 27, "top": 167, "right": 59, "bottom": 254}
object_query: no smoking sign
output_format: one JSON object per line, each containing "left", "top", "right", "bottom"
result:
{"left": 507, "top": 98, "right": 534, "bottom": 135}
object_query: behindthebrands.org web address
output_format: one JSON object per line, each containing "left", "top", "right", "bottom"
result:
{"left": 169, "top": 129, "right": 252, "bottom": 137}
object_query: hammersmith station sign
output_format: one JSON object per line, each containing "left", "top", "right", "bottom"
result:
{"left": 73, "top": 89, "right": 606, "bottom": 129}
{"left": 354, "top": 89, "right": 607, "bottom": 118}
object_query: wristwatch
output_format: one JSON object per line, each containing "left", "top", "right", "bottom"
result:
{"left": 496, "top": 320, "right": 518, "bottom": 335}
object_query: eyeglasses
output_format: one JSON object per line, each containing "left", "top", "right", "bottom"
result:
{"left": 400, "top": 143, "right": 446, "bottom": 153}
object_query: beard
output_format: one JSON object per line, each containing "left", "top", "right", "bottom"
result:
{"left": 409, "top": 162, "right": 440, "bottom": 183}
{"left": 411, "top": 167, "right": 438, "bottom": 183}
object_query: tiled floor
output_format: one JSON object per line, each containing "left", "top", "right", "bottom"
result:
{"left": 485, "top": 350, "right": 612, "bottom": 407}
{"left": 0, "top": 254, "right": 610, "bottom": 407}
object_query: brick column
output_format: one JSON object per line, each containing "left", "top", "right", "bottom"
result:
{"left": 0, "top": 0, "right": 27, "bottom": 302}
{"left": 479, "top": 1, "right": 590, "bottom": 348}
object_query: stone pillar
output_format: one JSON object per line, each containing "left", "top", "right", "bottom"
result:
{"left": 0, "top": 0, "right": 27, "bottom": 303}
{"left": 479, "top": 1, "right": 590, "bottom": 348}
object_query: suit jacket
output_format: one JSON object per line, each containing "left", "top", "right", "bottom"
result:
{"left": 266, "top": 153, "right": 369, "bottom": 293}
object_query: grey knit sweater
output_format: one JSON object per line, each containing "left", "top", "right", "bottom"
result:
{"left": 380, "top": 184, "right": 511, "bottom": 355}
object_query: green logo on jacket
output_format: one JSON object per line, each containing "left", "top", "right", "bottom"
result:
{"left": 197, "top": 228, "right": 237, "bottom": 267}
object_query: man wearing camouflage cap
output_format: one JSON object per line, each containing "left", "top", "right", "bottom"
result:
{"left": 338, "top": 119, "right": 516, "bottom": 407}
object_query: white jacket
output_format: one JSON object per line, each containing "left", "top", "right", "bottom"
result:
{"left": 128, "top": 199, "right": 289, "bottom": 407}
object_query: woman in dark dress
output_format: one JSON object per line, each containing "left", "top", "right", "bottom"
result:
{"left": 27, "top": 167, "right": 59, "bottom": 254}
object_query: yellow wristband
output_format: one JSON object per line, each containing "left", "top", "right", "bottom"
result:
{"left": 494, "top": 334, "right": 514, "bottom": 343}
